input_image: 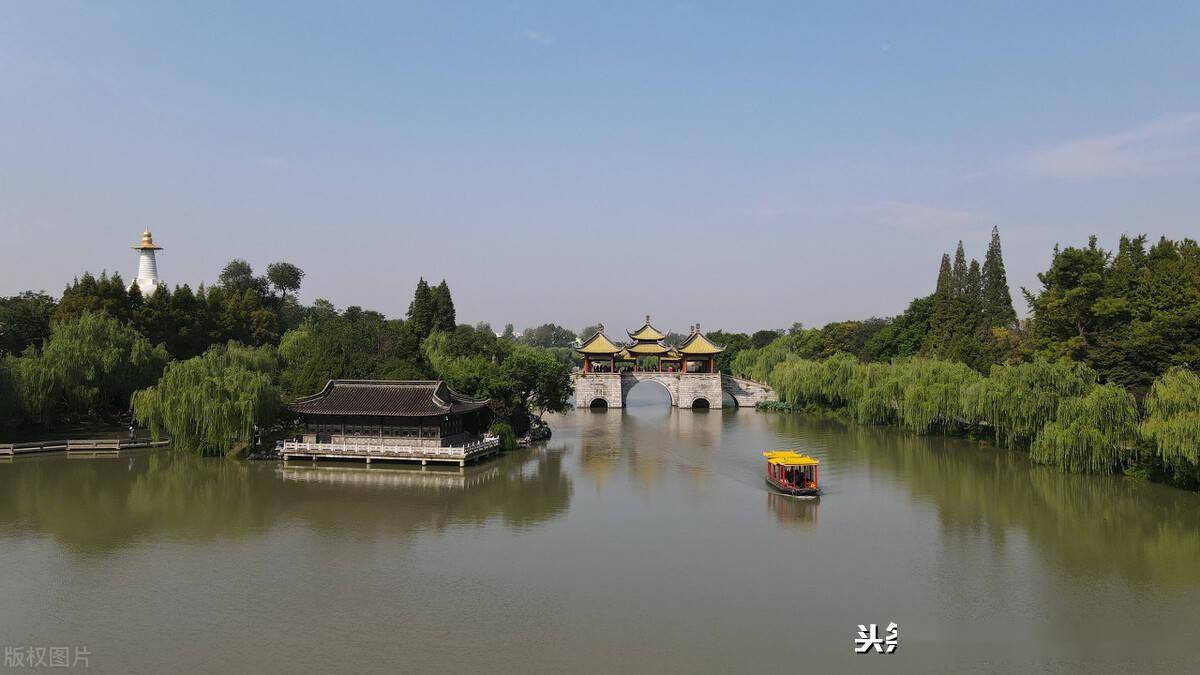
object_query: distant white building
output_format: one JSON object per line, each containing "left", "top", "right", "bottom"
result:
{"left": 131, "top": 229, "right": 163, "bottom": 296}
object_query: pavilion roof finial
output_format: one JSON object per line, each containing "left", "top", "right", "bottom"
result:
{"left": 646, "top": 314, "right": 651, "bottom": 324}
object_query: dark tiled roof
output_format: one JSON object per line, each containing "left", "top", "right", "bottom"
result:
{"left": 286, "top": 380, "right": 490, "bottom": 417}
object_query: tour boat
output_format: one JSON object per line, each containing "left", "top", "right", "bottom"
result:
{"left": 763, "top": 450, "right": 821, "bottom": 497}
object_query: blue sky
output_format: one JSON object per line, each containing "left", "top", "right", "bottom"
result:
{"left": 2, "top": 2, "right": 1199, "bottom": 334}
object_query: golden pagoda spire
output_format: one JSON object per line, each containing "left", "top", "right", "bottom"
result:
{"left": 132, "top": 229, "right": 163, "bottom": 251}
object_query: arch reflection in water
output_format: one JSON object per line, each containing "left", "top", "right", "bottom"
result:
{"left": 573, "top": 403, "right": 724, "bottom": 496}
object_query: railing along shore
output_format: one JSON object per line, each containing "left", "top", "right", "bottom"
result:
{"left": 0, "top": 438, "right": 171, "bottom": 456}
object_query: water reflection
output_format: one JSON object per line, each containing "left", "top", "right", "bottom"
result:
{"left": 276, "top": 463, "right": 502, "bottom": 491}
{"left": 3, "top": 409, "right": 1200, "bottom": 672}
{"left": 767, "top": 413, "right": 1200, "bottom": 586}
{"left": 575, "top": 405, "right": 724, "bottom": 497}
{"left": 0, "top": 446, "right": 572, "bottom": 553}
{"left": 767, "top": 492, "right": 820, "bottom": 528}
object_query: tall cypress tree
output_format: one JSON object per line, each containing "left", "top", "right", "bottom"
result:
{"left": 981, "top": 226, "right": 1017, "bottom": 327}
{"left": 407, "top": 278, "right": 434, "bottom": 340}
{"left": 429, "top": 280, "right": 456, "bottom": 333}
{"left": 951, "top": 240, "right": 968, "bottom": 296}
{"left": 965, "top": 259, "right": 983, "bottom": 319}
{"left": 923, "top": 253, "right": 955, "bottom": 354}
{"left": 945, "top": 258, "right": 989, "bottom": 370}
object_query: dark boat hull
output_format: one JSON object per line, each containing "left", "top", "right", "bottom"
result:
{"left": 765, "top": 476, "right": 821, "bottom": 497}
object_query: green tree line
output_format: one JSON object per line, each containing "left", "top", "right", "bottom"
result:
{"left": 733, "top": 228, "right": 1200, "bottom": 489}
{"left": 0, "top": 263, "right": 571, "bottom": 455}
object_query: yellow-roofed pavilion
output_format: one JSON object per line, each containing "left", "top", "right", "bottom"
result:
{"left": 628, "top": 316, "right": 667, "bottom": 342}
{"left": 576, "top": 325, "right": 623, "bottom": 373}
{"left": 624, "top": 315, "right": 677, "bottom": 372}
{"left": 678, "top": 323, "right": 725, "bottom": 373}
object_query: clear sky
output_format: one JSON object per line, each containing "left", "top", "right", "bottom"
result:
{"left": 2, "top": 2, "right": 1198, "bottom": 335}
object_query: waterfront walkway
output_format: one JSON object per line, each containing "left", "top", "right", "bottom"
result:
{"left": 0, "top": 438, "right": 171, "bottom": 457}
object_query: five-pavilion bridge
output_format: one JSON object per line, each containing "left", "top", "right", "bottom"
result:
{"left": 573, "top": 317, "right": 776, "bottom": 409}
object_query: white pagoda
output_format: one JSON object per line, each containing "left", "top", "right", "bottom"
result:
{"left": 131, "top": 229, "right": 164, "bottom": 296}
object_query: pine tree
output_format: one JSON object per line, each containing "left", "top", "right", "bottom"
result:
{"left": 429, "top": 280, "right": 456, "bottom": 333}
{"left": 981, "top": 226, "right": 1017, "bottom": 328}
{"left": 407, "top": 278, "right": 434, "bottom": 340}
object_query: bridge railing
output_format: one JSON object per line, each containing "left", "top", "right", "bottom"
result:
{"left": 727, "top": 374, "right": 772, "bottom": 388}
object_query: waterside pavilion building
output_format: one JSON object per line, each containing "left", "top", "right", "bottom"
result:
{"left": 280, "top": 380, "right": 500, "bottom": 466}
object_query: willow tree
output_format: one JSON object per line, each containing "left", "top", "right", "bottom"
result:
{"left": 15, "top": 312, "right": 167, "bottom": 425}
{"left": 769, "top": 355, "right": 825, "bottom": 407}
{"left": 767, "top": 354, "right": 980, "bottom": 434}
{"left": 960, "top": 358, "right": 1096, "bottom": 449}
{"left": 132, "top": 343, "right": 279, "bottom": 456}
{"left": 0, "top": 357, "right": 19, "bottom": 425}
{"left": 853, "top": 362, "right": 903, "bottom": 427}
{"left": 768, "top": 352, "right": 862, "bottom": 409}
{"left": 1141, "top": 367, "right": 1200, "bottom": 466}
{"left": 892, "top": 358, "right": 980, "bottom": 434}
{"left": 1031, "top": 383, "right": 1139, "bottom": 473}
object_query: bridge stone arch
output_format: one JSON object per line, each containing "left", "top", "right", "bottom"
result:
{"left": 621, "top": 373, "right": 678, "bottom": 407}
{"left": 571, "top": 372, "right": 776, "bottom": 410}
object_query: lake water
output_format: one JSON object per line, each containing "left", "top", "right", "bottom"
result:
{"left": 2, "top": 387, "right": 1199, "bottom": 673}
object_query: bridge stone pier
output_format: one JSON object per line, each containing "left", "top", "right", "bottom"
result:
{"left": 572, "top": 372, "right": 776, "bottom": 409}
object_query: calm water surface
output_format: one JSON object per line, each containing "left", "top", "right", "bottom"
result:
{"left": 2, "top": 389, "right": 1199, "bottom": 674}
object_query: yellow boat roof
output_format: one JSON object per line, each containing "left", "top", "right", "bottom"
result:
{"left": 763, "top": 450, "right": 820, "bottom": 466}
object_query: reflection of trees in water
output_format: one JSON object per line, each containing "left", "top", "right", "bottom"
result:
{"left": 0, "top": 448, "right": 572, "bottom": 554}
{"left": 0, "top": 453, "right": 265, "bottom": 551}
{"left": 775, "top": 416, "right": 1200, "bottom": 586}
